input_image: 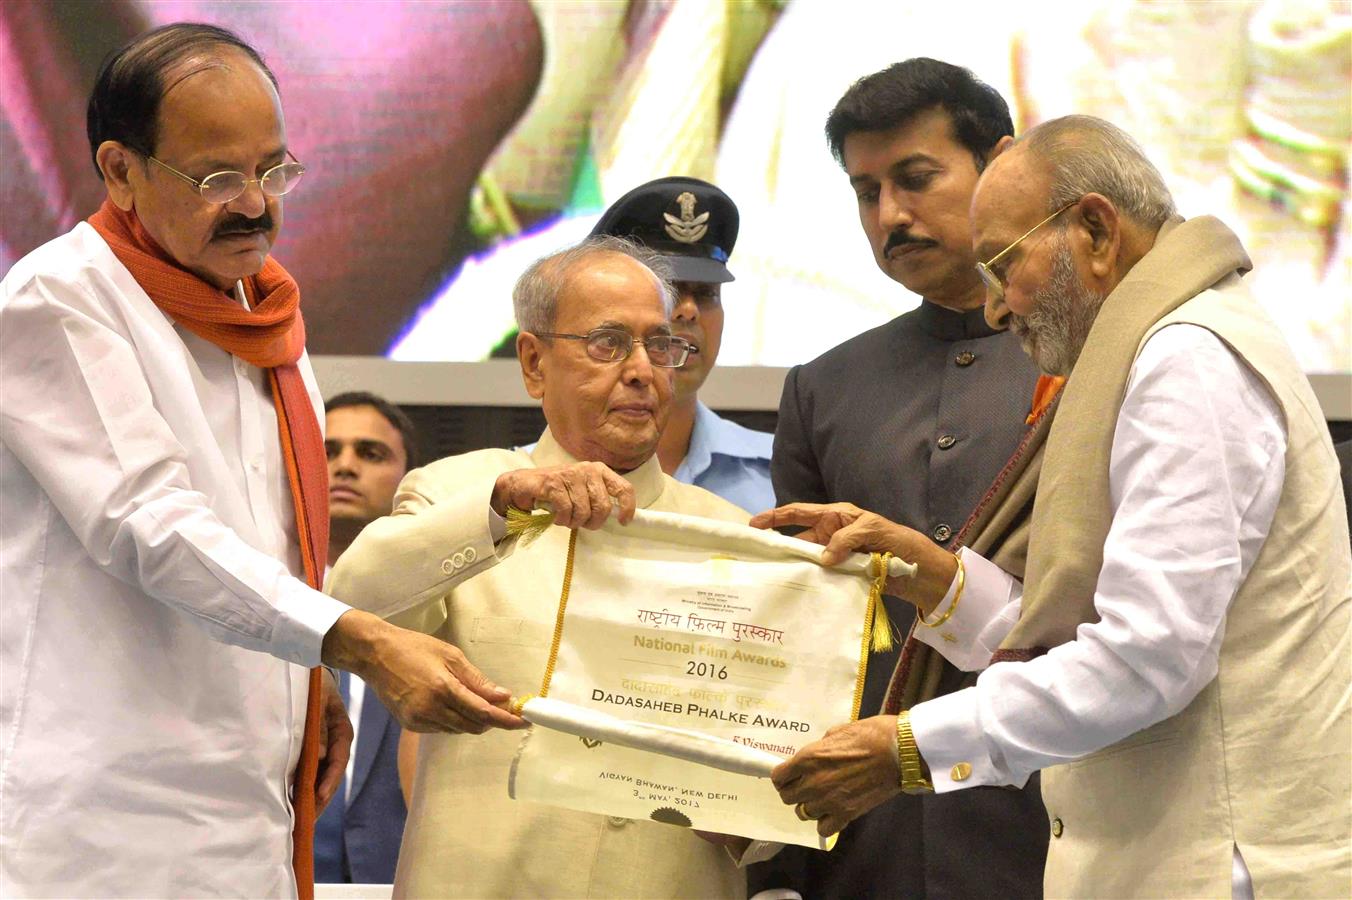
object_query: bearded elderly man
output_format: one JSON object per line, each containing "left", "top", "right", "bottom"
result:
{"left": 328, "top": 236, "right": 756, "bottom": 898}
{"left": 761, "top": 115, "right": 1350, "bottom": 899}
{"left": 0, "top": 24, "right": 523, "bottom": 898}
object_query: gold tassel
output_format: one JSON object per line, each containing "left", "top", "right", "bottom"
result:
{"left": 868, "top": 552, "right": 895, "bottom": 653}
{"left": 505, "top": 506, "right": 554, "bottom": 546}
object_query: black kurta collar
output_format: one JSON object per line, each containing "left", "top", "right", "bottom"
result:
{"left": 914, "top": 300, "right": 1002, "bottom": 341}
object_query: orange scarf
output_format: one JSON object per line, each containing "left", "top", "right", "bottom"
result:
{"left": 88, "top": 199, "right": 327, "bottom": 899}
{"left": 1027, "top": 374, "right": 1066, "bottom": 424}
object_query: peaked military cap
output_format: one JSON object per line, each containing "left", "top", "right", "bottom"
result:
{"left": 590, "top": 176, "right": 738, "bottom": 284}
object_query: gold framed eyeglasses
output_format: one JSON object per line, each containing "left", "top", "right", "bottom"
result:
{"left": 535, "top": 328, "right": 696, "bottom": 368}
{"left": 145, "top": 149, "right": 306, "bottom": 205}
{"left": 976, "top": 200, "right": 1078, "bottom": 302}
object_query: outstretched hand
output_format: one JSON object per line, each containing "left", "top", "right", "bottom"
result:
{"left": 771, "top": 716, "right": 903, "bottom": 837}
{"left": 750, "top": 503, "right": 956, "bottom": 612}
{"left": 323, "top": 610, "right": 527, "bottom": 735}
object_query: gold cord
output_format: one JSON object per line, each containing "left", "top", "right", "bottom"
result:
{"left": 849, "top": 552, "right": 896, "bottom": 719}
{"left": 537, "top": 528, "right": 580, "bottom": 697}
{"left": 850, "top": 567, "right": 877, "bottom": 721}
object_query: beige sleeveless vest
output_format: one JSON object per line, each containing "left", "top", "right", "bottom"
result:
{"left": 989, "top": 216, "right": 1349, "bottom": 897}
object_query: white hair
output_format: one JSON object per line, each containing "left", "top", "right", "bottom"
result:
{"left": 1019, "top": 115, "right": 1177, "bottom": 228}
{"left": 512, "top": 235, "right": 676, "bottom": 334}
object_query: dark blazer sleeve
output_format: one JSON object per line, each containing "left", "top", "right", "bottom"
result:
{"left": 345, "top": 700, "right": 408, "bottom": 884}
{"left": 770, "top": 364, "right": 828, "bottom": 506}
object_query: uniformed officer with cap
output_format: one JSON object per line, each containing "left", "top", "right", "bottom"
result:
{"left": 591, "top": 177, "right": 774, "bottom": 514}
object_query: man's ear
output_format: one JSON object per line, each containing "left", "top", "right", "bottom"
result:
{"left": 983, "top": 134, "right": 1015, "bottom": 166}
{"left": 517, "top": 332, "right": 546, "bottom": 400}
{"left": 1073, "top": 193, "right": 1120, "bottom": 280}
{"left": 95, "top": 141, "right": 140, "bottom": 211}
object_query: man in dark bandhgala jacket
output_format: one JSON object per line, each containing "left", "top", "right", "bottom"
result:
{"left": 750, "top": 58, "right": 1048, "bottom": 899}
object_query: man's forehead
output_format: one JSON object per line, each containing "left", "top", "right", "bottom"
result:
{"left": 326, "top": 406, "right": 402, "bottom": 444}
{"left": 558, "top": 255, "right": 667, "bottom": 325}
{"left": 972, "top": 152, "right": 1045, "bottom": 245}
{"left": 155, "top": 51, "right": 283, "bottom": 157}
{"left": 843, "top": 107, "right": 965, "bottom": 176}
{"left": 161, "top": 48, "right": 272, "bottom": 104}
{"left": 162, "top": 55, "right": 231, "bottom": 97}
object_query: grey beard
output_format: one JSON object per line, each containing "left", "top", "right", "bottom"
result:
{"left": 1010, "top": 233, "right": 1106, "bottom": 376}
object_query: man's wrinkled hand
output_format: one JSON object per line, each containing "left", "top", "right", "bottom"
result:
{"left": 314, "top": 668, "right": 353, "bottom": 814}
{"left": 770, "top": 716, "right": 902, "bottom": 837}
{"left": 323, "top": 610, "right": 527, "bottom": 735}
{"left": 750, "top": 503, "right": 954, "bottom": 609}
{"left": 751, "top": 502, "right": 913, "bottom": 565}
{"left": 491, "top": 462, "right": 637, "bottom": 529}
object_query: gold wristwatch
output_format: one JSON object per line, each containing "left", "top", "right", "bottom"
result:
{"left": 896, "top": 711, "right": 934, "bottom": 795}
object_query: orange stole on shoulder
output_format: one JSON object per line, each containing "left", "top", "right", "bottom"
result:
{"left": 1027, "top": 374, "right": 1066, "bottom": 424}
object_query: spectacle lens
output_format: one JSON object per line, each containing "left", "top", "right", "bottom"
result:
{"left": 643, "top": 335, "right": 688, "bottom": 367}
{"left": 586, "top": 329, "right": 630, "bottom": 362}
{"left": 580, "top": 329, "right": 691, "bottom": 368}
{"left": 260, "top": 162, "right": 306, "bottom": 197}
{"left": 198, "top": 162, "right": 307, "bottom": 204}
{"left": 976, "top": 262, "right": 1004, "bottom": 302}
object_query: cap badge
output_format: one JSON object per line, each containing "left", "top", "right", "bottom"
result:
{"left": 663, "top": 191, "right": 709, "bottom": 244}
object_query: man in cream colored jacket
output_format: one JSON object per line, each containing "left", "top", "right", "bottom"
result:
{"left": 328, "top": 236, "right": 756, "bottom": 898}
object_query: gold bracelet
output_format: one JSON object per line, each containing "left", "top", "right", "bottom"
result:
{"left": 895, "top": 711, "right": 933, "bottom": 794}
{"left": 919, "top": 552, "right": 965, "bottom": 628}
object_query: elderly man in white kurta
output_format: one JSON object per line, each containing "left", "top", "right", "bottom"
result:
{"left": 761, "top": 116, "right": 1350, "bottom": 899}
{"left": 329, "top": 237, "right": 756, "bottom": 898}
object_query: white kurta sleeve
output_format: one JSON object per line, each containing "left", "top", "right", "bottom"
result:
{"left": 912, "top": 547, "right": 1024, "bottom": 672}
{"left": 0, "top": 272, "right": 350, "bottom": 666}
{"left": 909, "top": 325, "right": 1286, "bottom": 791}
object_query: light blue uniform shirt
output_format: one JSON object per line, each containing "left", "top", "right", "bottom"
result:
{"left": 672, "top": 402, "right": 775, "bottom": 515}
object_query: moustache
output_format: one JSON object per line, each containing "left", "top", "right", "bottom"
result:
{"left": 883, "top": 231, "right": 936, "bottom": 255}
{"left": 214, "top": 212, "right": 274, "bottom": 239}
